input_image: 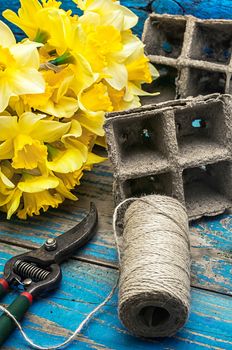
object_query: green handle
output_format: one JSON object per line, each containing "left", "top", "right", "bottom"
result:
{"left": 0, "top": 293, "right": 32, "bottom": 345}
{"left": 0, "top": 279, "right": 9, "bottom": 300}
{"left": 0, "top": 284, "right": 7, "bottom": 300}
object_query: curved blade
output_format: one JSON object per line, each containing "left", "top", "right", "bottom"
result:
{"left": 54, "top": 202, "right": 98, "bottom": 264}
{"left": 7, "top": 202, "right": 98, "bottom": 268}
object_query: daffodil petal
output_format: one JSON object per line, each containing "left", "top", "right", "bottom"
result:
{"left": 149, "top": 63, "right": 160, "bottom": 80}
{"left": 78, "top": 111, "right": 105, "bottom": 137}
{"left": 31, "top": 120, "right": 71, "bottom": 142}
{"left": 18, "top": 175, "right": 59, "bottom": 193}
{"left": 0, "top": 21, "right": 16, "bottom": 47}
{"left": 127, "top": 82, "right": 159, "bottom": 98}
{"left": 64, "top": 138, "right": 88, "bottom": 160}
{"left": 38, "top": 97, "right": 78, "bottom": 119}
{"left": 0, "top": 80, "right": 14, "bottom": 113}
{"left": 13, "top": 135, "right": 47, "bottom": 170}
{"left": 18, "top": 112, "right": 46, "bottom": 133}
{"left": 56, "top": 179, "right": 78, "bottom": 200}
{"left": 78, "top": 11, "right": 100, "bottom": 26}
{"left": 10, "top": 40, "right": 42, "bottom": 69}
{"left": 0, "top": 116, "right": 18, "bottom": 140}
{"left": 86, "top": 152, "right": 106, "bottom": 166}
{"left": 3, "top": 0, "right": 43, "bottom": 38}
{"left": 95, "top": 136, "right": 107, "bottom": 148}
{"left": 0, "top": 167, "right": 15, "bottom": 188}
{"left": 119, "top": 5, "right": 138, "bottom": 30}
{"left": 55, "top": 169, "right": 83, "bottom": 189}
{"left": 72, "top": 53, "right": 98, "bottom": 93}
{"left": 79, "top": 82, "right": 113, "bottom": 112}
{"left": 0, "top": 140, "right": 14, "bottom": 160}
{"left": 56, "top": 75, "right": 73, "bottom": 101}
{"left": 3, "top": 9, "right": 31, "bottom": 35}
{"left": 104, "top": 62, "right": 128, "bottom": 90}
{"left": 0, "top": 192, "right": 11, "bottom": 206}
{"left": 76, "top": 0, "right": 137, "bottom": 31}
{"left": 61, "top": 119, "right": 82, "bottom": 142}
{"left": 47, "top": 148, "right": 84, "bottom": 173}
{"left": 12, "top": 68, "right": 45, "bottom": 95}
{"left": 6, "top": 188, "right": 22, "bottom": 219}
{"left": 115, "top": 31, "right": 143, "bottom": 61}
{"left": 17, "top": 191, "right": 62, "bottom": 220}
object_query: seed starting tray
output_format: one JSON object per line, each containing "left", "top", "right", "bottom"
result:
{"left": 142, "top": 14, "right": 232, "bottom": 104}
{"left": 104, "top": 94, "right": 232, "bottom": 220}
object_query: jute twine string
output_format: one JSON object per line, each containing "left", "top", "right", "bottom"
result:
{"left": 118, "top": 195, "right": 191, "bottom": 337}
{"left": 0, "top": 195, "right": 191, "bottom": 348}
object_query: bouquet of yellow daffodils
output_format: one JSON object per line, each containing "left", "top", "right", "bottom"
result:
{"left": 0, "top": 0, "right": 157, "bottom": 220}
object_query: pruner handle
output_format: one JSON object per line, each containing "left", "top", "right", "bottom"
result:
{"left": 0, "top": 292, "right": 33, "bottom": 346}
{"left": 0, "top": 279, "right": 9, "bottom": 300}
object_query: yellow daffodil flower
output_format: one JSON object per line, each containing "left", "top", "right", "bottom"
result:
{"left": 2, "top": 188, "right": 22, "bottom": 220}
{"left": 44, "top": 9, "right": 79, "bottom": 55}
{"left": 4, "top": 0, "right": 80, "bottom": 59}
{"left": 82, "top": 25, "right": 123, "bottom": 71}
{"left": 23, "top": 69, "right": 78, "bottom": 118}
{"left": 75, "top": 24, "right": 128, "bottom": 90}
{"left": 105, "top": 83, "right": 139, "bottom": 111}
{"left": 0, "top": 21, "right": 45, "bottom": 112}
{"left": 79, "top": 83, "right": 113, "bottom": 112}
{"left": 17, "top": 190, "right": 62, "bottom": 219}
{"left": 3, "top": 0, "right": 72, "bottom": 43}
{"left": 75, "top": 26, "right": 149, "bottom": 91}
{"left": 76, "top": 111, "right": 105, "bottom": 137}
{"left": 0, "top": 112, "right": 71, "bottom": 169}
{"left": 47, "top": 145, "right": 86, "bottom": 173}
{"left": 55, "top": 151, "right": 105, "bottom": 190}
{"left": 76, "top": 83, "right": 111, "bottom": 137}
{"left": 125, "top": 45, "right": 158, "bottom": 84}
{"left": 0, "top": 165, "right": 15, "bottom": 203}
{"left": 16, "top": 174, "right": 63, "bottom": 219}
{"left": 55, "top": 168, "right": 84, "bottom": 190}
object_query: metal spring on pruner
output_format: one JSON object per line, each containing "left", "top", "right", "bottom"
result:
{"left": 13, "top": 260, "right": 50, "bottom": 282}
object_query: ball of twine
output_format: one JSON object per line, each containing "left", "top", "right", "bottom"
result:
{"left": 118, "top": 195, "right": 191, "bottom": 338}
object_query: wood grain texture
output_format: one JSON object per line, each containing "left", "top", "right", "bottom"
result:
{"left": 152, "top": 0, "right": 232, "bottom": 19}
{"left": 0, "top": 162, "right": 231, "bottom": 296}
{"left": 0, "top": 243, "right": 232, "bottom": 350}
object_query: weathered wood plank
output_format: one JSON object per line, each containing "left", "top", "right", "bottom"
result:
{"left": 0, "top": 162, "right": 231, "bottom": 296}
{"left": 190, "top": 216, "right": 232, "bottom": 294}
{"left": 0, "top": 243, "right": 231, "bottom": 350}
{"left": 152, "top": 0, "right": 232, "bottom": 19}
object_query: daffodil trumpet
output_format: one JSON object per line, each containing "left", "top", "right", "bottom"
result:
{"left": 0, "top": 0, "right": 158, "bottom": 220}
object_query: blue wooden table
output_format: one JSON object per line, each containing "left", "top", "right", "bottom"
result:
{"left": 0, "top": 1, "right": 232, "bottom": 349}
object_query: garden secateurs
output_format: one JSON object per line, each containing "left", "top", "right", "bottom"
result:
{"left": 0, "top": 203, "right": 98, "bottom": 345}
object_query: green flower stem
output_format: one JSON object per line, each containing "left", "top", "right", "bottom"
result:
{"left": 34, "top": 29, "right": 50, "bottom": 44}
{"left": 49, "top": 51, "right": 75, "bottom": 66}
{"left": 47, "top": 144, "right": 59, "bottom": 158}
